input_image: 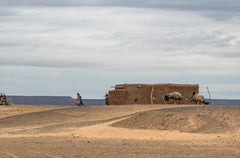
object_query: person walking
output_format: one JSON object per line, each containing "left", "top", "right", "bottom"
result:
{"left": 76, "top": 93, "right": 84, "bottom": 106}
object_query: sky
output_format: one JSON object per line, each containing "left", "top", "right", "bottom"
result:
{"left": 0, "top": 0, "right": 240, "bottom": 99}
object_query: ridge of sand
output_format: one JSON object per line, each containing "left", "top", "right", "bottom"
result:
{"left": 71, "top": 115, "right": 234, "bottom": 141}
{"left": 112, "top": 105, "right": 240, "bottom": 134}
{"left": 1, "top": 105, "right": 239, "bottom": 141}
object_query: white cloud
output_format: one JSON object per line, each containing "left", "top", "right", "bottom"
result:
{"left": 0, "top": 5, "right": 239, "bottom": 98}
{"left": 1, "top": 0, "right": 240, "bottom": 21}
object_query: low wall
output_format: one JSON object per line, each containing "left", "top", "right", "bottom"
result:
{"left": 109, "top": 83, "right": 199, "bottom": 105}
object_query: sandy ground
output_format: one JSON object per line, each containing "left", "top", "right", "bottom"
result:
{"left": 0, "top": 104, "right": 240, "bottom": 158}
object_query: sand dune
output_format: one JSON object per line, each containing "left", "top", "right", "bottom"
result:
{"left": 112, "top": 105, "right": 240, "bottom": 133}
{"left": 0, "top": 104, "right": 240, "bottom": 157}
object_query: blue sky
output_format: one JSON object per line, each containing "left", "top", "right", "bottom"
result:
{"left": 0, "top": 0, "right": 239, "bottom": 99}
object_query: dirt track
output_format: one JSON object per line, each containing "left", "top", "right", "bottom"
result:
{"left": 0, "top": 104, "right": 240, "bottom": 158}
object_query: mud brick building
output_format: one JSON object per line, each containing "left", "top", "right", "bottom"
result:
{"left": 108, "top": 83, "right": 199, "bottom": 105}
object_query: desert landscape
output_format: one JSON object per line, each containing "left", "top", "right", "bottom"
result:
{"left": 0, "top": 104, "right": 240, "bottom": 158}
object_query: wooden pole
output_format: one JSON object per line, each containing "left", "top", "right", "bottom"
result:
{"left": 162, "top": 96, "right": 166, "bottom": 104}
{"left": 151, "top": 86, "right": 154, "bottom": 104}
{"left": 207, "top": 86, "right": 211, "bottom": 105}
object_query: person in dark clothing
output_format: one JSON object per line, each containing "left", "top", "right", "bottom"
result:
{"left": 76, "top": 93, "right": 84, "bottom": 106}
{"left": 105, "top": 93, "right": 109, "bottom": 105}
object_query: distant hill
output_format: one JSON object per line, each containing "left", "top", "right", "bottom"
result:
{"left": 7, "top": 96, "right": 106, "bottom": 106}
{"left": 5, "top": 96, "right": 240, "bottom": 106}
{"left": 207, "top": 99, "right": 240, "bottom": 106}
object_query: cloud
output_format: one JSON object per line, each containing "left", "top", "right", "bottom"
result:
{"left": 0, "top": 3, "right": 239, "bottom": 98}
{"left": 1, "top": 0, "right": 239, "bottom": 10}
{"left": 1, "top": 0, "right": 240, "bottom": 16}
{"left": 0, "top": 56, "right": 107, "bottom": 69}
{"left": 0, "top": 7, "right": 239, "bottom": 73}
{"left": 0, "top": 42, "right": 20, "bottom": 47}
{"left": 1, "top": 1, "right": 240, "bottom": 22}
{"left": 0, "top": 8, "right": 18, "bottom": 16}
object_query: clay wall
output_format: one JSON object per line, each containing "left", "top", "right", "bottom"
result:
{"left": 108, "top": 83, "right": 199, "bottom": 105}
{"left": 108, "top": 89, "right": 127, "bottom": 105}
